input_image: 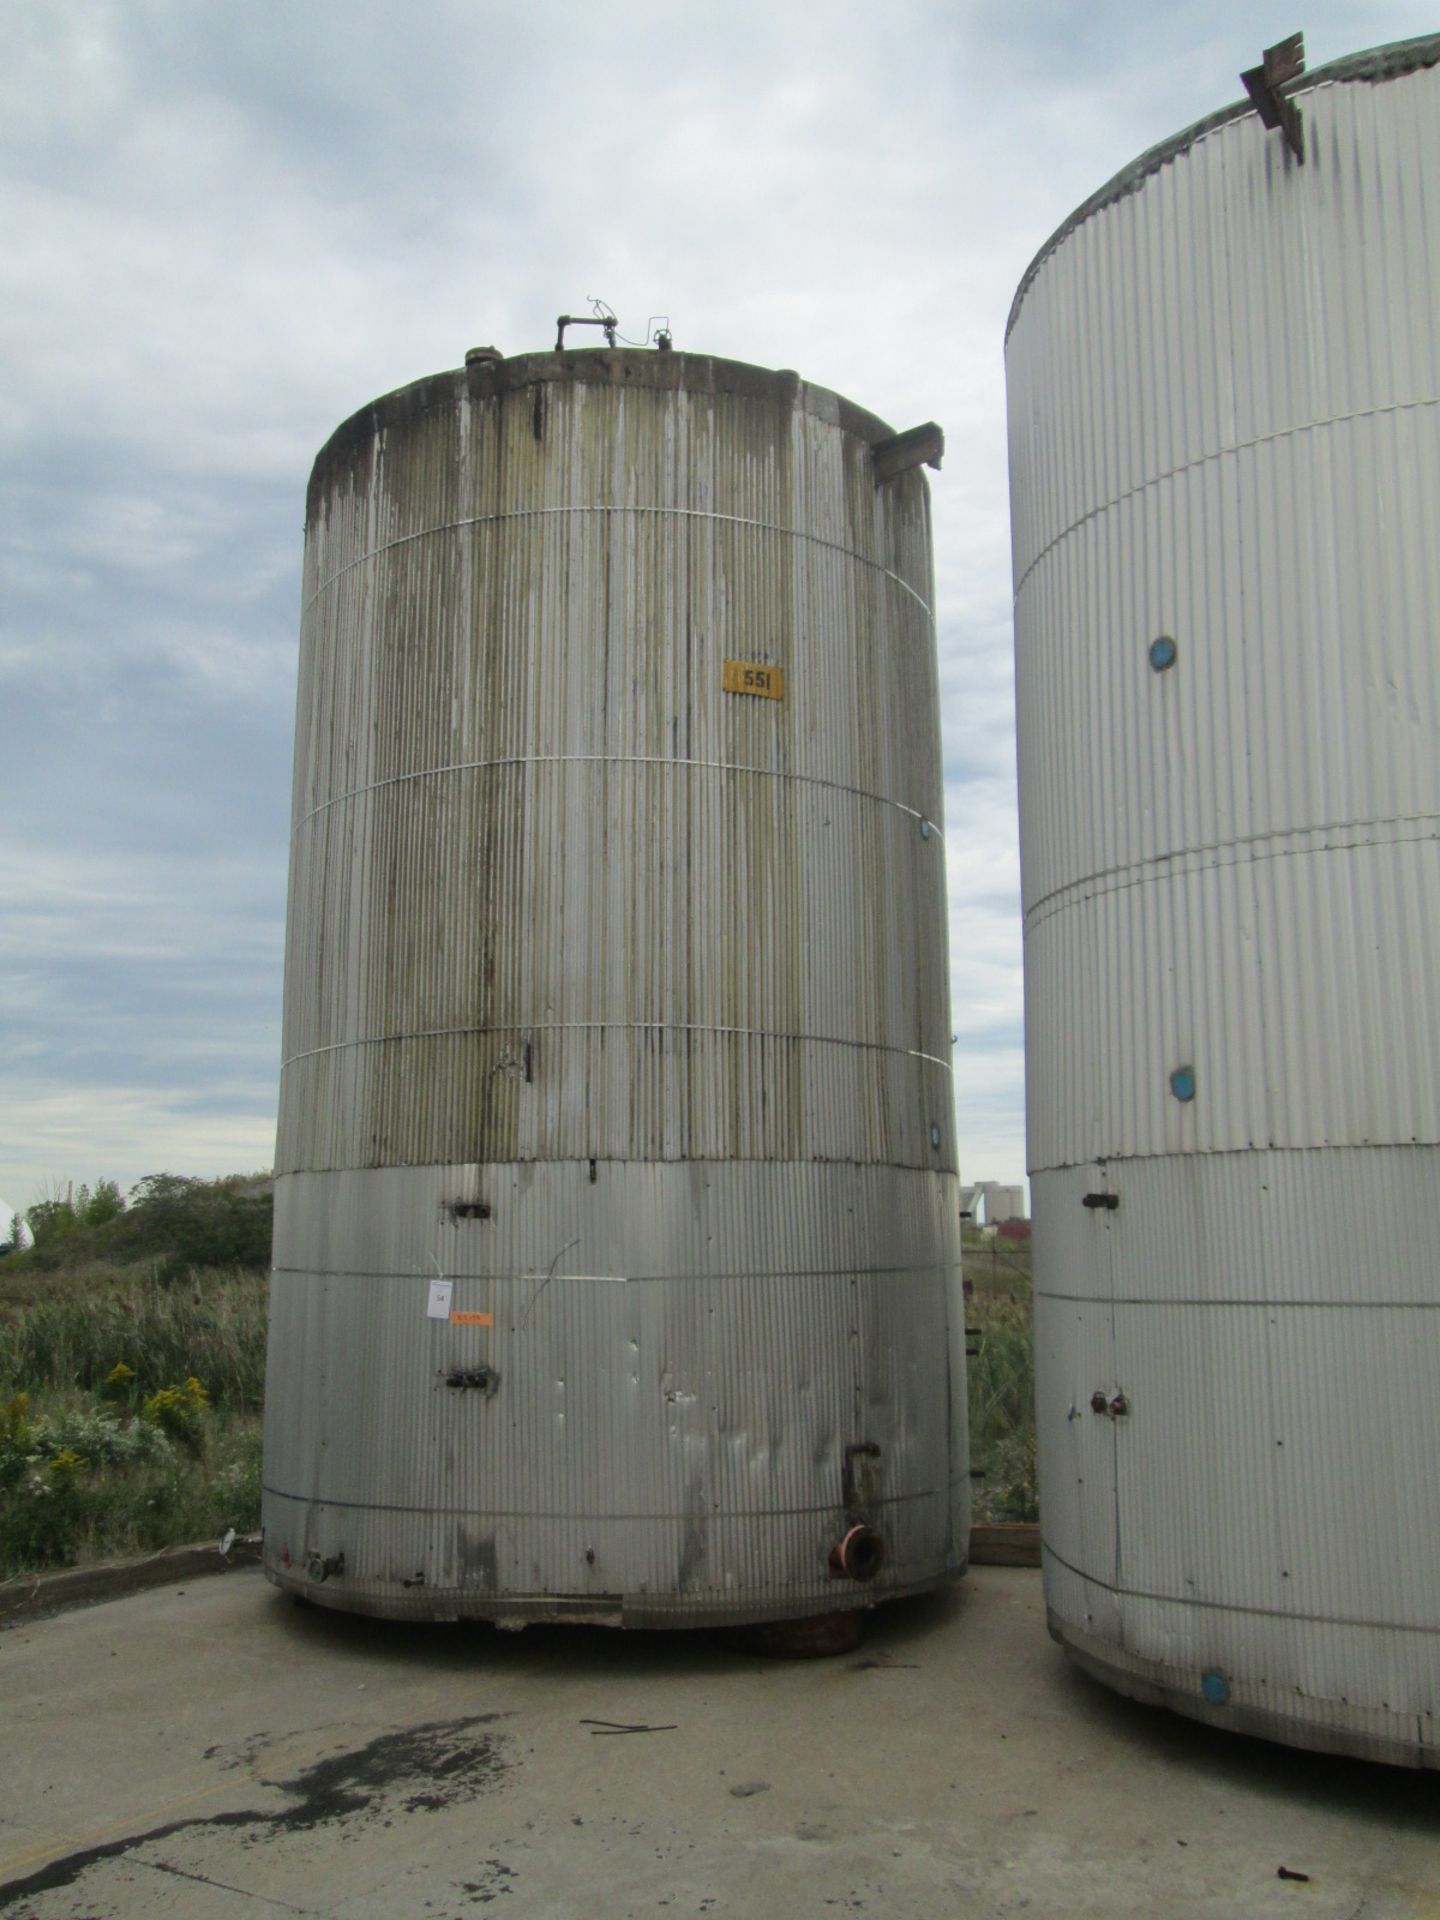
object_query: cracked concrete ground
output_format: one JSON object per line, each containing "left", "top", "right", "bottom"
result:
{"left": 2, "top": 1566, "right": 1437, "bottom": 1918}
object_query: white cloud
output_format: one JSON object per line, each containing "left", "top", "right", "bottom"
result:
{"left": 0, "top": 844, "right": 279, "bottom": 969}
{"left": 0, "top": 1080, "right": 276, "bottom": 1210}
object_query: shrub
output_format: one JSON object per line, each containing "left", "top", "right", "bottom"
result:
{"left": 124, "top": 1174, "right": 272, "bottom": 1282}
{"left": 25, "top": 1180, "right": 126, "bottom": 1250}
{"left": 0, "top": 1394, "right": 260, "bottom": 1576}
{"left": 29, "top": 1403, "right": 173, "bottom": 1469}
{"left": 142, "top": 1377, "right": 210, "bottom": 1452}
{"left": 15, "top": 1172, "right": 272, "bottom": 1280}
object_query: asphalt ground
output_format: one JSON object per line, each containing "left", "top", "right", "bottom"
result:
{"left": 3, "top": 1565, "right": 1438, "bottom": 1918}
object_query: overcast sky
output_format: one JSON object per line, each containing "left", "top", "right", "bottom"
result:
{"left": 1, "top": 0, "right": 1431, "bottom": 1215}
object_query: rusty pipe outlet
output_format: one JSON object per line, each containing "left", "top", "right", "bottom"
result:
{"left": 828, "top": 1525, "right": 885, "bottom": 1583}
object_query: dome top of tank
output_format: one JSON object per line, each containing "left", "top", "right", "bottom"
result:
{"left": 307, "top": 348, "right": 900, "bottom": 527}
{"left": 1006, "top": 30, "right": 1440, "bottom": 342}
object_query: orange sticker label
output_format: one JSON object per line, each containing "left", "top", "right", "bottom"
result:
{"left": 449, "top": 1311, "right": 493, "bottom": 1327}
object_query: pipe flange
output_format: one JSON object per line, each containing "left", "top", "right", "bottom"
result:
{"left": 828, "top": 1525, "right": 886, "bottom": 1582}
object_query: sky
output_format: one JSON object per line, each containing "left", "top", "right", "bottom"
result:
{"left": 2, "top": 0, "right": 1432, "bottom": 1217}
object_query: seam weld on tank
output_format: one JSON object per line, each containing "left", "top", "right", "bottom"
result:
{"left": 1007, "top": 35, "right": 1440, "bottom": 1764}
{"left": 262, "top": 344, "right": 968, "bottom": 1629}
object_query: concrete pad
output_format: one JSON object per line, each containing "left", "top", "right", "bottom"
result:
{"left": 1, "top": 1567, "right": 1437, "bottom": 1918}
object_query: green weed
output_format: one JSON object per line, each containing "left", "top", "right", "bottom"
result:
{"left": 0, "top": 1224, "right": 269, "bottom": 1575}
{"left": 967, "top": 1288, "right": 1038, "bottom": 1523}
{"left": 0, "top": 1384, "right": 261, "bottom": 1577}
{"left": 0, "top": 1268, "right": 268, "bottom": 1410}
{"left": 141, "top": 1376, "right": 210, "bottom": 1451}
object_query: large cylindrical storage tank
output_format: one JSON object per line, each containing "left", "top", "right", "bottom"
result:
{"left": 263, "top": 346, "right": 966, "bottom": 1628}
{"left": 1007, "top": 36, "right": 1440, "bottom": 1765}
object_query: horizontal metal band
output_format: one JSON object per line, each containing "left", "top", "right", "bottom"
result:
{"left": 304, "top": 503, "right": 934, "bottom": 618}
{"left": 1024, "top": 810, "right": 1440, "bottom": 932}
{"left": 1012, "top": 393, "right": 1440, "bottom": 602}
{"left": 274, "top": 1262, "right": 962, "bottom": 1284}
{"left": 1039, "top": 1291, "right": 1440, "bottom": 1310}
{"left": 1045, "top": 1540, "right": 1440, "bottom": 1637}
{"left": 1033, "top": 1137, "right": 1440, "bottom": 1173}
{"left": 291, "top": 751, "right": 944, "bottom": 841}
{"left": 263, "top": 1484, "right": 943, "bottom": 1523}
{"left": 281, "top": 1021, "right": 954, "bottom": 1075}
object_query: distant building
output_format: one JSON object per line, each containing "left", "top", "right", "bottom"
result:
{"left": 959, "top": 1181, "right": 1027, "bottom": 1227}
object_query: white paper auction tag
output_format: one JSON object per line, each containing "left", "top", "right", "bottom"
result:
{"left": 427, "top": 1277, "right": 454, "bottom": 1320}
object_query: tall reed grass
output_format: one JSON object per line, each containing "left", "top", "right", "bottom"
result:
{"left": 0, "top": 1267, "right": 268, "bottom": 1411}
{"left": 966, "top": 1282, "right": 1038, "bottom": 1523}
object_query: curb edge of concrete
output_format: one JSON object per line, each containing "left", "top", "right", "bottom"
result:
{"left": 0, "top": 1533, "right": 264, "bottom": 1627}
{"left": 968, "top": 1523, "right": 1041, "bottom": 1568}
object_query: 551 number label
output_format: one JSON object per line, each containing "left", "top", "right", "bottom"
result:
{"left": 722, "top": 660, "right": 785, "bottom": 701}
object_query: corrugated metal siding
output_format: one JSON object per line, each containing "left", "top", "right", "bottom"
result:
{"left": 1009, "top": 48, "right": 1440, "bottom": 1762}
{"left": 264, "top": 352, "right": 965, "bottom": 1624}
{"left": 1024, "top": 834, "right": 1440, "bottom": 1169}
{"left": 278, "top": 772, "right": 950, "bottom": 1170}
{"left": 1014, "top": 421, "right": 1440, "bottom": 1006}
{"left": 282, "top": 366, "right": 950, "bottom": 1174}
{"left": 264, "top": 1168, "right": 958, "bottom": 1625}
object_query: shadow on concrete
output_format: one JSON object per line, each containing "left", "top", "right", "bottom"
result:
{"left": 257, "top": 1568, "right": 1440, "bottom": 1833}
{"left": 261, "top": 1574, "right": 971, "bottom": 1686}
{"left": 1053, "top": 1653, "right": 1440, "bottom": 1833}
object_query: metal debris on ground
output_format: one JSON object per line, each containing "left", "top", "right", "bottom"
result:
{"left": 579, "top": 1719, "right": 678, "bottom": 1737}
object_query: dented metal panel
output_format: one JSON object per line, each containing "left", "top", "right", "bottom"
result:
{"left": 264, "top": 349, "right": 965, "bottom": 1626}
{"left": 1008, "top": 41, "right": 1440, "bottom": 1763}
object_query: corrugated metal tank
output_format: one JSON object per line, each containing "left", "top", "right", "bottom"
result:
{"left": 263, "top": 346, "right": 967, "bottom": 1627}
{"left": 1007, "top": 37, "right": 1440, "bottom": 1764}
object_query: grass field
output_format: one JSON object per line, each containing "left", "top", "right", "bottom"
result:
{"left": 964, "top": 1232, "right": 1037, "bottom": 1523}
{"left": 0, "top": 1262, "right": 267, "bottom": 1578}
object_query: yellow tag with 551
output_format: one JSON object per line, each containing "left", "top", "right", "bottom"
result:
{"left": 722, "top": 660, "right": 785, "bottom": 701}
